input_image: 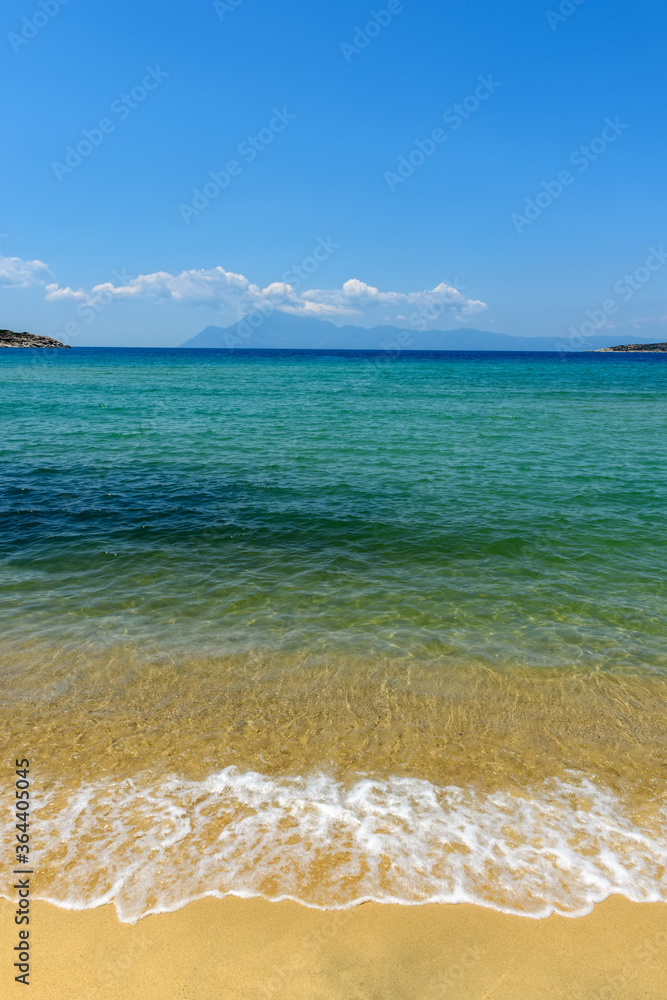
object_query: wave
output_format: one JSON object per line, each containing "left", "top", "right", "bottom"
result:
{"left": 16, "top": 768, "right": 667, "bottom": 923}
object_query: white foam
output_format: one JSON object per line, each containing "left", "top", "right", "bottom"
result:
{"left": 8, "top": 768, "right": 666, "bottom": 922}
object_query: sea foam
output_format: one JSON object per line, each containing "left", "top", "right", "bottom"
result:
{"left": 11, "top": 767, "right": 666, "bottom": 922}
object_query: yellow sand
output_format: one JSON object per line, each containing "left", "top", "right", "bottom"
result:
{"left": 2, "top": 897, "right": 665, "bottom": 999}
{"left": 4, "top": 644, "right": 667, "bottom": 801}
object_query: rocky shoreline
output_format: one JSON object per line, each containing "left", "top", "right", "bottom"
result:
{"left": 597, "top": 341, "right": 667, "bottom": 352}
{"left": 0, "top": 329, "right": 71, "bottom": 348}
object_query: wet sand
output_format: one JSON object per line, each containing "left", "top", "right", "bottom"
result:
{"left": 3, "top": 896, "right": 665, "bottom": 1000}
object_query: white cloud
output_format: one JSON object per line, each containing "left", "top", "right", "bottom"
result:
{"left": 628, "top": 315, "right": 667, "bottom": 327}
{"left": 299, "top": 279, "right": 486, "bottom": 322}
{"left": 37, "top": 258, "right": 486, "bottom": 327}
{"left": 0, "top": 254, "right": 50, "bottom": 288}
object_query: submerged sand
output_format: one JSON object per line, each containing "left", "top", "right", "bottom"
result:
{"left": 3, "top": 644, "right": 665, "bottom": 921}
{"left": 4, "top": 643, "right": 666, "bottom": 798}
{"left": 2, "top": 897, "right": 665, "bottom": 1000}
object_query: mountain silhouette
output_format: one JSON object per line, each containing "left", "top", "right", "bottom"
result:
{"left": 180, "top": 313, "right": 650, "bottom": 352}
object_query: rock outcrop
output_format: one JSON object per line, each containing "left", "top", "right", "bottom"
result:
{"left": 0, "top": 329, "right": 71, "bottom": 348}
{"left": 598, "top": 342, "right": 667, "bottom": 352}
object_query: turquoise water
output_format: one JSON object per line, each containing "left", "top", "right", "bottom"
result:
{"left": 2, "top": 348, "right": 666, "bottom": 665}
{"left": 1, "top": 348, "right": 666, "bottom": 919}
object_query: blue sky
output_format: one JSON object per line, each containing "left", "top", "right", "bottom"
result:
{"left": 1, "top": 0, "right": 665, "bottom": 346}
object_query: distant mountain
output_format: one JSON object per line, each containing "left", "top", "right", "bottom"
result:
{"left": 180, "top": 313, "right": 656, "bottom": 352}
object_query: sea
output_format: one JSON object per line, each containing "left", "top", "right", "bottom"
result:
{"left": 1, "top": 347, "right": 666, "bottom": 922}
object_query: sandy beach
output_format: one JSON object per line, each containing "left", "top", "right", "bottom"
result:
{"left": 2, "top": 897, "right": 665, "bottom": 1000}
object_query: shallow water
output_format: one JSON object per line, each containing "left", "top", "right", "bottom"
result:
{"left": 1, "top": 348, "right": 666, "bottom": 919}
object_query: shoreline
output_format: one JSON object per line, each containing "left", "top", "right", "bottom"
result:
{"left": 3, "top": 896, "right": 665, "bottom": 999}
